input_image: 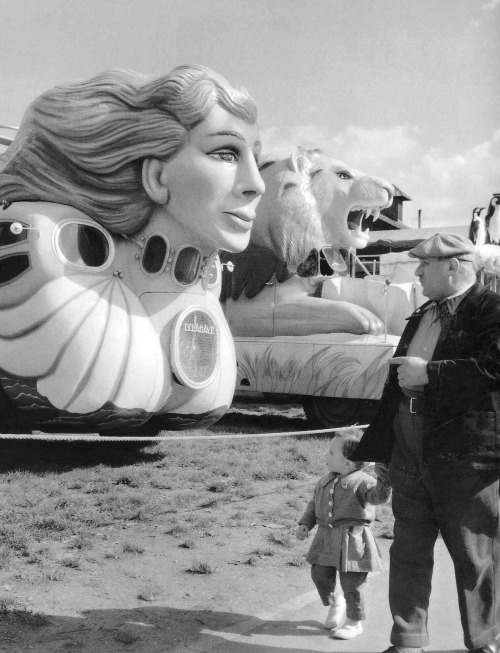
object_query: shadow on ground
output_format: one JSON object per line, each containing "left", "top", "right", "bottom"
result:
{"left": 0, "top": 440, "right": 162, "bottom": 473}
{"left": 0, "top": 604, "right": 465, "bottom": 653}
{"left": 0, "top": 605, "right": 325, "bottom": 653}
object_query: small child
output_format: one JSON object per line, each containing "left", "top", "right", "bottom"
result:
{"left": 296, "top": 431, "right": 391, "bottom": 640}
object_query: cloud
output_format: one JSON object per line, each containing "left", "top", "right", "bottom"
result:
{"left": 260, "top": 124, "right": 500, "bottom": 228}
{"left": 328, "top": 125, "right": 420, "bottom": 167}
{"left": 261, "top": 124, "right": 420, "bottom": 167}
{"left": 405, "top": 129, "right": 500, "bottom": 226}
{"left": 465, "top": 0, "right": 498, "bottom": 31}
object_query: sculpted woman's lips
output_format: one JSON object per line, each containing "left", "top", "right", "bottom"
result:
{"left": 223, "top": 211, "right": 255, "bottom": 223}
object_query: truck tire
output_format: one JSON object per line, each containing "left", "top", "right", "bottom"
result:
{"left": 302, "top": 397, "right": 378, "bottom": 429}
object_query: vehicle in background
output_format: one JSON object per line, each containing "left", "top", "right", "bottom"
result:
{"left": 228, "top": 220, "right": 500, "bottom": 428}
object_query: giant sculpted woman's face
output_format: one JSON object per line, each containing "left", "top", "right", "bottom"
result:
{"left": 161, "top": 105, "right": 265, "bottom": 253}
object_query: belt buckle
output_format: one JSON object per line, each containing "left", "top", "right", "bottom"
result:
{"left": 409, "top": 397, "right": 417, "bottom": 414}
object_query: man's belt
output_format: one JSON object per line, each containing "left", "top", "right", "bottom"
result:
{"left": 400, "top": 395, "right": 425, "bottom": 415}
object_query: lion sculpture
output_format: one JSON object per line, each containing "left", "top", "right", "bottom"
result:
{"left": 220, "top": 148, "right": 395, "bottom": 337}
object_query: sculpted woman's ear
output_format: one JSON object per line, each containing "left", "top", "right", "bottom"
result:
{"left": 142, "top": 158, "right": 170, "bottom": 205}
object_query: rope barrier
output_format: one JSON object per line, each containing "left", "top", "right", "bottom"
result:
{"left": 0, "top": 424, "right": 368, "bottom": 442}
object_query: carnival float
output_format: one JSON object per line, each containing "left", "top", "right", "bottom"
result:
{"left": 0, "top": 65, "right": 264, "bottom": 434}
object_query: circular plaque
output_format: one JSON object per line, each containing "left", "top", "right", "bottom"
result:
{"left": 171, "top": 306, "right": 219, "bottom": 388}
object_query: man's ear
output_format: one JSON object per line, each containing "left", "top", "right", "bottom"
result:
{"left": 448, "top": 257, "right": 460, "bottom": 274}
{"left": 142, "top": 158, "right": 169, "bottom": 204}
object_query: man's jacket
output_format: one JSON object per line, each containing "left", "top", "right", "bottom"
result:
{"left": 352, "top": 282, "right": 500, "bottom": 467}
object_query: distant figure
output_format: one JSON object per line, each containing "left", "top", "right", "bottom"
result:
{"left": 485, "top": 195, "right": 500, "bottom": 245}
{"left": 296, "top": 432, "right": 391, "bottom": 640}
{"left": 468, "top": 207, "right": 486, "bottom": 245}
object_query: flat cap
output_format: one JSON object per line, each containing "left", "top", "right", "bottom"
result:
{"left": 409, "top": 233, "right": 475, "bottom": 261}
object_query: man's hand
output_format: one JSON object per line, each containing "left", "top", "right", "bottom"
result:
{"left": 389, "top": 356, "right": 429, "bottom": 387}
{"left": 296, "top": 524, "right": 309, "bottom": 541}
{"left": 374, "top": 463, "right": 391, "bottom": 487}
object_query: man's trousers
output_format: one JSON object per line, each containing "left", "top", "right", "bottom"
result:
{"left": 389, "top": 403, "right": 500, "bottom": 649}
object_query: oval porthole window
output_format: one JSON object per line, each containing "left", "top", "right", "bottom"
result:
{"left": 56, "top": 223, "right": 110, "bottom": 268}
{"left": 0, "top": 253, "right": 31, "bottom": 284}
{"left": 173, "top": 246, "right": 201, "bottom": 286}
{"left": 142, "top": 235, "right": 168, "bottom": 274}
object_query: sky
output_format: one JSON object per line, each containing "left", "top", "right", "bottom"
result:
{"left": 1, "top": 0, "right": 499, "bottom": 229}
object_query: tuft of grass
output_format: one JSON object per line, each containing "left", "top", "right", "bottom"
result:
{"left": 266, "top": 530, "right": 293, "bottom": 548}
{"left": 33, "top": 516, "right": 69, "bottom": 533}
{"left": 249, "top": 547, "right": 275, "bottom": 558}
{"left": 165, "top": 524, "right": 189, "bottom": 537}
{"left": 138, "top": 583, "right": 165, "bottom": 602}
{"left": 207, "top": 480, "right": 230, "bottom": 493}
{"left": 179, "top": 539, "right": 196, "bottom": 549}
{"left": 287, "top": 554, "right": 308, "bottom": 567}
{"left": 59, "top": 553, "right": 83, "bottom": 569}
{"left": 0, "top": 597, "right": 50, "bottom": 626}
{"left": 0, "top": 529, "right": 32, "bottom": 557}
{"left": 122, "top": 541, "right": 145, "bottom": 555}
{"left": 68, "top": 534, "right": 94, "bottom": 551}
{"left": 0, "top": 596, "right": 24, "bottom": 614}
{"left": 186, "top": 560, "right": 217, "bottom": 574}
{"left": 0, "top": 544, "right": 14, "bottom": 568}
{"left": 43, "top": 566, "right": 66, "bottom": 581}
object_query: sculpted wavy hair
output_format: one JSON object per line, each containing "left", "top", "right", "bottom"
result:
{"left": 0, "top": 65, "right": 258, "bottom": 234}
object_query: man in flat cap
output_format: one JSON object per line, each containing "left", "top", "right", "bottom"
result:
{"left": 351, "top": 233, "right": 500, "bottom": 653}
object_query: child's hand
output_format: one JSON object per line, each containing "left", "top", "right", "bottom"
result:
{"left": 296, "top": 524, "right": 309, "bottom": 540}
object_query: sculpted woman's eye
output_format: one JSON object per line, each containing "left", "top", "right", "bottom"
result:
{"left": 211, "top": 148, "right": 239, "bottom": 162}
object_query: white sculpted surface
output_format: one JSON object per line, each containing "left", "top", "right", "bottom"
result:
{"left": 222, "top": 148, "right": 402, "bottom": 338}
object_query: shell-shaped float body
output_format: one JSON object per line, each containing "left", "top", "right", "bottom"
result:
{"left": 0, "top": 202, "right": 236, "bottom": 433}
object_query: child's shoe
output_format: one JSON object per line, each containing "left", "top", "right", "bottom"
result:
{"left": 324, "top": 594, "right": 346, "bottom": 629}
{"left": 332, "top": 618, "right": 363, "bottom": 639}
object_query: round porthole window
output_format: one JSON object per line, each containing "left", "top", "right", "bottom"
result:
{"left": 171, "top": 306, "right": 219, "bottom": 388}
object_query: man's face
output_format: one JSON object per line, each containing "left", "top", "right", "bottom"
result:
{"left": 415, "top": 257, "right": 452, "bottom": 301}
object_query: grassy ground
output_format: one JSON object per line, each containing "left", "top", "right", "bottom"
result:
{"left": 0, "top": 400, "right": 393, "bottom": 652}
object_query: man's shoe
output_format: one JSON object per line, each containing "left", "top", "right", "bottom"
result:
{"left": 324, "top": 594, "right": 346, "bottom": 629}
{"left": 332, "top": 619, "right": 363, "bottom": 639}
{"left": 381, "top": 648, "right": 423, "bottom": 653}
{"left": 469, "top": 646, "right": 498, "bottom": 653}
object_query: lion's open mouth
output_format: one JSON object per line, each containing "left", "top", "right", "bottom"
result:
{"left": 347, "top": 207, "right": 382, "bottom": 234}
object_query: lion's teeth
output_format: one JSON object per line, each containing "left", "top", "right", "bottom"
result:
{"left": 372, "top": 208, "right": 380, "bottom": 222}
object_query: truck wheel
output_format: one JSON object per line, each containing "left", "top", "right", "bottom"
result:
{"left": 302, "top": 397, "right": 378, "bottom": 429}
